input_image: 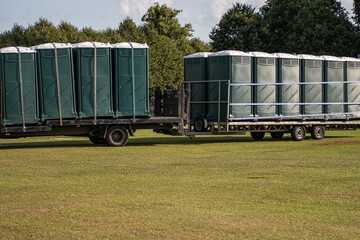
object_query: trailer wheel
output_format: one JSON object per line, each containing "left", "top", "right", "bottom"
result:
{"left": 251, "top": 132, "right": 265, "bottom": 140}
{"left": 270, "top": 132, "right": 284, "bottom": 139}
{"left": 311, "top": 126, "right": 325, "bottom": 140}
{"left": 106, "top": 126, "right": 129, "bottom": 147}
{"left": 89, "top": 136, "right": 106, "bottom": 144}
{"left": 194, "top": 117, "right": 205, "bottom": 132}
{"left": 291, "top": 126, "right": 306, "bottom": 141}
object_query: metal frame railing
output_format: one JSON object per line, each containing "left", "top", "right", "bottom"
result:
{"left": 229, "top": 81, "right": 360, "bottom": 121}
{"left": 182, "top": 80, "right": 230, "bottom": 132}
{"left": 182, "top": 79, "right": 360, "bottom": 132}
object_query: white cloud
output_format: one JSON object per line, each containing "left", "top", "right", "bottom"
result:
{"left": 342, "top": 0, "right": 353, "bottom": 5}
{"left": 118, "top": 0, "right": 173, "bottom": 22}
{"left": 200, "top": 0, "right": 236, "bottom": 21}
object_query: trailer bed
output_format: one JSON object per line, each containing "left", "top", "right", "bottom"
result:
{"left": 1, "top": 116, "right": 182, "bottom": 136}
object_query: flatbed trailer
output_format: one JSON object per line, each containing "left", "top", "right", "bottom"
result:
{"left": 0, "top": 116, "right": 183, "bottom": 146}
{"left": 1, "top": 85, "right": 360, "bottom": 146}
{"left": 155, "top": 85, "right": 360, "bottom": 142}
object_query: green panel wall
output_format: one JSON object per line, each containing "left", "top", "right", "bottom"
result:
{"left": 301, "top": 59, "right": 323, "bottom": 118}
{"left": 230, "top": 57, "right": 252, "bottom": 119}
{"left": 112, "top": 47, "right": 149, "bottom": 117}
{"left": 0, "top": 51, "right": 39, "bottom": 126}
{"left": 207, "top": 55, "right": 229, "bottom": 121}
{"left": 73, "top": 47, "right": 113, "bottom": 118}
{"left": 253, "top": 57, "right": 277, "bottom": 117}
{"left": 277, "top": 59, "right": 300, "bottom": 117}
{"left": 323, "top": 61, "right": 345, "bottom": 119}
{"left": 36, "top": 47, "right": 76, "bottom": 120}
{"left": 184, "top": 56, "right": 208, "bottom": 121}
{"left": 346, "top": 62, "right": 360, "bottom": 118}
{"left": 207, "top": 54, "right": 252, "bottom": 121}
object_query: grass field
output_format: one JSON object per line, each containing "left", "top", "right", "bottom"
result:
{"left": 0, "top": 130, "right": 359, "bottom": 239}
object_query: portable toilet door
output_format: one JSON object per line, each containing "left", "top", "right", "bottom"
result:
{"left": 298, "top": 54, "right": 324, "bottom": 119}
{"left": 72, "top": 42, "right": 113, "bottom": 119}
{"left": 321, "top": 55, "right": 346, "bottom": 119}
{"left": 32, "top": 43, "right": 77, "bottom": 122}
{"left": 0, "top": 47, "right": 39, "bottom": 127}
{"left": 184, "top": 52, "right": 210, "bottom": 126}
{"left": 207, "top": 50, "right": 253, "bottom": 121}
{"left": 342, "top": 57, "right": 360, "bottom": 118}
{"left": 274, "top": 53, "right": 301, "bottom": 118}
{"left": 112, "top": 42, "right": 150, "bottom": 118}
{"left": 249, "top": 52, "right": 278, "bottom": 118}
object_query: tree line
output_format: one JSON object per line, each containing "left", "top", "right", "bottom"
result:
{"left": 1, "top": 1, "right": 360, "bottom": 94}
{"left": 0, "top": 3, "right": 210, "bottom": 96}
{"left": 211, "top": 0, "right": 360, "bottom": 57}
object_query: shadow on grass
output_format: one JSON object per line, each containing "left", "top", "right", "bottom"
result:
{"left": 0, "top": 135, "right": 355, "bottom": 149}
{"left": 0, "top": 140, "right": 96, "bottom": 150}
{"left": 126, "top": 135, "right": 354, "bottom": 146}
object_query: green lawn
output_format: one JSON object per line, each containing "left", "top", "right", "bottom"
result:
{"left": 0, "top": 130, "right": 359, "bottom": 239}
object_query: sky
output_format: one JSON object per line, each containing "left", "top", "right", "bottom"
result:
{"left": 0, "top": 0, "right": 355, "bottom": 43}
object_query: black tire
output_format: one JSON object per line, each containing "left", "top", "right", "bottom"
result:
{"left": 251, "top": 132, "right": 265, "bottom": 140}
{"left": 291, "top": 126, "right": 306, "bottom": 141}
{"left": 194, "top": 117, "right": 205, "bottom": 132}
{"left": 270, "top": 132, "right": 284, "bottom": 139}
{"left": 106, "top": 126, "right": 129, "bottom": 147}
{"left": 311, "top": 126, "right": 325, "bottom": 140}
{"left": 89, "top": 136, "right": 106, "bottom": 144}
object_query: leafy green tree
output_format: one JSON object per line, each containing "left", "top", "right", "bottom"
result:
{"left": 140, "top": 3, "right": 209, "bottom": 94}
{"left": 354, "top": 0, "right": 360, "bottom": 23}
{"left": 146, "top": 29, "right": 183, "bottom": 94}
{"left": 118, "top": 17, "right": 145, "bottom": 42}
{"left": 354, "top": 0, "right": 360, "bottom": 28}
{"left": 210, "top": 3, "right": 265, "bottom": 51}
{"left": 25, "top": 18, "right": 65, "bottom": 45}
{"left": 0, "top": 24, "right": 27, "bottom": 48}
{"left": 78, "top": 27, "right": 103, "bottom": 42}
{"left": 261, "top": 0, "right": 355, "bottom": 56}
{"left": 186, "top": 38, "right": 211, "bottom": 53}
{"left": 353, "top": 0, "right": 360, "bottom": 55}
{"left": 101, "top": 28, "right": 123, "bottom": 43}
{"left": 142, "top": 2, "right": 193, "bottom": 43}
{"left": 58, "top": 21, "right": 80, "bottom": 43}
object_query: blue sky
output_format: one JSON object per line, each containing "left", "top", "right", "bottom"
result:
{"left": 0, "top": 0, "right": 354, "bottom": 42}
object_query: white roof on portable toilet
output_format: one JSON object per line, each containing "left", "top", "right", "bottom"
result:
{"left": 0, "top": 46, "right": 36, "bottom": 54}
{"left": 341, "top": 57, "right": 360, "bottom": 62}
{"left": 31, "top": 43, "right": 72, "bottom": 50}
{"left": 297, "top": 54, "right": 323, "bottom": 60}
{"left": 273, "top": 53, "right": 301, "bottom": 59}
{"left": 208, "top": 50, "right": 252, "bottom": 57}
{"left": 72, "top": 42, "right": 111, "bottom": 48}
{"left": 184, "top": 52, "right": 212, "bottom": 58}
{"left": 111, "top": 42, "right": 149, "bottom": 49}
{"left": 248, "top": 51, "right": 278, "bottom": 58}
{"left": 320, "top": 55, "right": 345, "bottom": 61}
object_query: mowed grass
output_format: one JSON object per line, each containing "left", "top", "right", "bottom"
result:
{"left": 0, "top": 130, "right": 359, "bottom": 239}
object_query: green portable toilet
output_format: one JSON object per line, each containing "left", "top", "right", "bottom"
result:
{"left": 249, "top": 52, "right": 278, "bottom": 118}
{"left": 0, "top": 47, "right": 39, "bottom": 127}
{"left": 321, "top": 55, "right": 346, "bottom": 119}
{"left": 342, "top": 57, "right": 360, "bottom": 118}
{"left": 72, "top": 42, "right": 113, "bottom": 119}
{"left": 298, "top": 54, "right": 324, "bottom": 119}
{"left": 32, "top": 43, "right": 76, "bottom": 122}
{"left": 207, "top": 50, "right": 253, "bottom": 121}
{"left": 112, "top": 42, "right": 150, "bottom": 118}
{"left": 274, "top": 53, "right": 301, "bottom": 118}
{"left": 184, "top": 52, "right": 210, "bottom": 126}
